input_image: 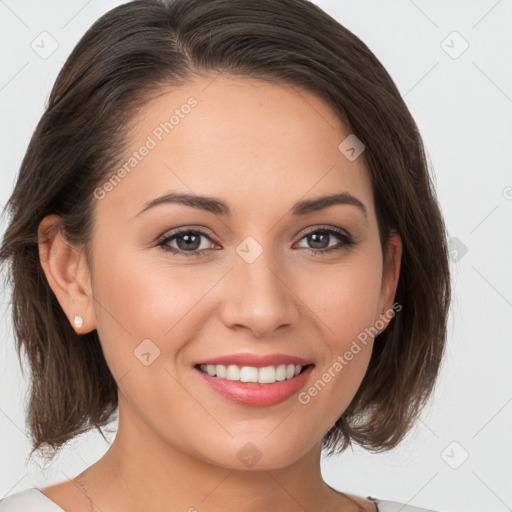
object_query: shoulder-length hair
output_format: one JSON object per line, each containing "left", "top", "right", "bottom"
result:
{"left": 0, "top": 0, "right": 450, "bottom": 460}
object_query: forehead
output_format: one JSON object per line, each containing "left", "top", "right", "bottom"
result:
{"left": 95, "top": 73, "right": 374, "bottom": 221}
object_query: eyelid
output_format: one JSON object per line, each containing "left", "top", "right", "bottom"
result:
{"left": 156, "top": 225, "right": 219, "bottom": 245}
{"left": 297, "top": 224, "right": 352, "bottom": 239}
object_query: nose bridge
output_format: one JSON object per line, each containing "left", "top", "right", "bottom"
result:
{"left": 219, "top": 235, "right": 300, "bottom": 336}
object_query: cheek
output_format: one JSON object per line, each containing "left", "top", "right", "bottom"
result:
{"left": 294, "top": 251, "right": 382, "bottom": 417}
{"left": 89, "top": 247, "right": 209, "bottom": 429}
{"left": 300, "top": 252, "right": 383, "bottom": 348}
{"left": 89, "top": 243, "right": 223, "bottom": 375}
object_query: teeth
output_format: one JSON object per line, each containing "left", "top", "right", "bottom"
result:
{"left": 259, "top": 366, "right": 277, "bottom": 384}
{"left": 226, "top": 364, "right": 240, "bottom": 381}
{"left": 240, "top": 366, "right": 258, "bottom": 382}
{"left": 275, "top": 364, "right": 287, "bottom": 381}
{"left": 199, "top": 363, "right": 304, "bottom": 384}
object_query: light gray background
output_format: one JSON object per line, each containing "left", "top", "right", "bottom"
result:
{"left": 1, "top": 1, "right": 511, "bottom": 511}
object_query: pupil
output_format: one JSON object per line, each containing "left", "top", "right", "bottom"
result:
{"left": 309, "top": 232, "right": 329, "bottom": 249}
{"left": 178, "top": 233, "right": 200, "bottom": 251}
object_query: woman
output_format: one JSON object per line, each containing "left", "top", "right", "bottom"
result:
{"left": 0, "top": 0, "right": 451, "bottom": 510}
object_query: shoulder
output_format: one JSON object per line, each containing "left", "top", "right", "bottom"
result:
{"left": 0, "top": 488, "right": 64, "bottom": 511}
{"left": 368, "top": 496, "right": 445, "bottom": 512}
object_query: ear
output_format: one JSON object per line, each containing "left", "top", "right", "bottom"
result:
{"left": 38, "top": 214, "right": 96, "bottom": 334}
{"left": 375, "top": 231, "right": 402, "bottom": 333}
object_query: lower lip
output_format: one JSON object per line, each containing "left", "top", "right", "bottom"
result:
{"left": 194, "top": 365, "right": 314, "bottom": 407}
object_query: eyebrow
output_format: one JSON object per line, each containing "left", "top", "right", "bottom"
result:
{"left": 135, "top": 191, "right": 367, "bottom": 218}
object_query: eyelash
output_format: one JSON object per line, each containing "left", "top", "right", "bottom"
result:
{"left": 156, "top": 226, "right": 355, "bottom": 258}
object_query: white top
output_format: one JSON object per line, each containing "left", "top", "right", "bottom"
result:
{"left": 0, "top": 489, "right": 65, "bottom": 511}
{"left": 0, "top": 488, "right": 443, "bottom": 511}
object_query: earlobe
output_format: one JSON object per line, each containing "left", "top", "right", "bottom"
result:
{"left": 38, "top": 214, "right": 96, "bottom": 334}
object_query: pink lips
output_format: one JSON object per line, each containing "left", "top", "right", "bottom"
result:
{"left": 194, "top": 352, "right": 314, "bottom": 407}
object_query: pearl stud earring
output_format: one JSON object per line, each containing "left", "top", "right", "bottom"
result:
{"left": 74, "top": 315, "right": 84, "bottom": 329}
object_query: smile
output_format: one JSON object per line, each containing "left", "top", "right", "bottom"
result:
{"left": 198, "top": 363, "right": 305, "bottom": 384}
{"left": 194, "top": 354, "right": 315, "bottom": 407}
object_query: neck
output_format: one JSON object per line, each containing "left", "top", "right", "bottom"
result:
{"left": 77, "top": 398, "right": 346, "bottom": 512}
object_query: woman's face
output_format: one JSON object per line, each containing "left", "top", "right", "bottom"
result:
{"left": 78, "top": 73, "right": 401, "bottom": 469}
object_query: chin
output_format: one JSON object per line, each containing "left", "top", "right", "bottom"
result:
{"left": 193, "top": 434, "right": 317, "bottom": 471}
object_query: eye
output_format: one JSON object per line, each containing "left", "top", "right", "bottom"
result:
{"left": 157, "top": 229, "right": 218, "bottom": 257}
{"left": 156, "top": 225, "right": 355, "bottom": 258}
{"left": 294, "top": 226, "right": 355, "bottom": 254}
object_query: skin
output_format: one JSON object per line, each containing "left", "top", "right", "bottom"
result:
{"left": 38, "top": 73, "right": 401, "bottom": 512}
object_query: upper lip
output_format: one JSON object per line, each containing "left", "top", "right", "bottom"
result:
{"left": 196, "top": 353, "right": 313, "bottom": 368}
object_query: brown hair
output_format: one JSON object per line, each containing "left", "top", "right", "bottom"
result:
{"left": 0, "top": 0, "right": 450, "bottom": 460}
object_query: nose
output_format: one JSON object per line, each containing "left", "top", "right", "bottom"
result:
{"left": 219, "top": 246, "right": 301, "bottom": 338}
